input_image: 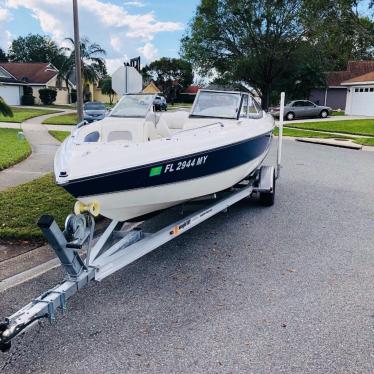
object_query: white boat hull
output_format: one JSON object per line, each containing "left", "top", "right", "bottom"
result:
{"left": 78, "top": 153, "right": 265, "bottom": 221}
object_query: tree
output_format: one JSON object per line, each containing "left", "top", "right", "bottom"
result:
{"left": 181, "top": 0, "right": 308, "bottom": 109}
{"left": 64, "top": 37, "right": 107, "bottom": 101}
{"left": 0, "top": 48, "right": 8, "bottom": 62}
{"left": 8, "top": 34, "right": 65, "bottom": 69}
{"left": 100, "top": 77, "right": 116, "bottom": 104}
{"left": 181, "top": 0, "right": 374, "bottom": 109}
{"left": 0, "top": 96, "right": 13, "bottom": 117}
{"left": 142, "top": 57, "right": 193, "bottom": 102}
{"left": 303, "top": 1, "right": 374, "bottom": 71}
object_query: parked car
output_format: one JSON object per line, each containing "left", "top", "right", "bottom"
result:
{"left": 269, "top": 100, "right": 332, "bottom": 120}
{"left": 153, "top": 96, "right": 167, "bottom": 111}
{"left": 83, "top": 101, "right": 107, "bottom": 123}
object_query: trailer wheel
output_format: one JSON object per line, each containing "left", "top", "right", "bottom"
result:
{"left": 259, "top": 173, "right": 275, "bottom": 206}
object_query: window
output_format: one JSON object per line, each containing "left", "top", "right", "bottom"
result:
{"left": 370, "top": 88, "right": 374, "bottom": 92}
{"left": 365, "top": 88, "right": 369, "bottom": 92}
{"left": 355, "top": 88, "right": 359, "bottom": 92}
{"left": 84, "top": 131, "right": 100, "bottom": 142}
{"left": 191, "top": 91, "right": 241, "bottom": 119}
{"left": 84, "top": 102, "right": 105, "bottom": 110}
{"left": 293, "top": 101, "right": 304, "bottom": 107}
{"left": 303, "top": 101, "right": 315, "bottom": 107}
{"left": 240, "top": 95, "right": 248, "bottom": 118}
{"left": 360, "top": 88, "right": 364, "bottom": 92}
{"left": 110, "top": 94, "right": 155, "bottom": 118}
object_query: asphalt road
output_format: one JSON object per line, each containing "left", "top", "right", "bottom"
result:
{"left": 1, "top": 139, "right": 374, "bottom": 374}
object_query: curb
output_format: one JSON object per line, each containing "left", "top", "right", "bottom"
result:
{"left": 295, "top": 137, "right": 362, "bottom": 150}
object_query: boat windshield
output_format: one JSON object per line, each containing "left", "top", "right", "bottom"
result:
{"left": 110, "top": 94, "right": 155, "bottom": 118}
{"left": 191, "top": 91, "right": 241, "bottom": 119}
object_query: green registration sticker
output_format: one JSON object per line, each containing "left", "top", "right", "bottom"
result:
{"left": 149, "top": 166, "right": 162, "bottom": 176}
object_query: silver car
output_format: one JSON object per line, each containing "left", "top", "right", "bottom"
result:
{"left": 83, "top": 101, "right": 107, "bottom": 123}
{"left": 270, "top": 100, "right": 332, "bottom": 121}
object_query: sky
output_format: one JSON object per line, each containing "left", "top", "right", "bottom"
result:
{"left": 0, "top": 0, "right": 200, "bottom": 73}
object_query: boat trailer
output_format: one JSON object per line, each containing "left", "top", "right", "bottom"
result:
{"left": 0, "top": 94, "right": 285, "bottom": 353}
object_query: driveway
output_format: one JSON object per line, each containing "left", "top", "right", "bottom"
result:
{"left": 1, "top": 139, "right": 374, "bottom": 373}
{"left": 0, "top": 110, "right": 74, "bottom": 191}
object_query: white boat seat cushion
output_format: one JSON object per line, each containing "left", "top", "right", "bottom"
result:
{"left": 161, "top": 111, "right": 189, "bottom": 129}
{"left": 155, "top": 117, "right": 171, "bottom": 138}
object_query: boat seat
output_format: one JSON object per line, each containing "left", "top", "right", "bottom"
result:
{"left": 155, "top": 116, "right": 171, "bottom": 138}
{"left": 161, "top": 111, "right": 189, "bottom": 130}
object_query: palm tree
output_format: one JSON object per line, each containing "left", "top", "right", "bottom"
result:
{"left": 0, "top": 95, "right": 13, "bottom": 117}
{"left": 56, "top": 54, "right": 75, "bottom": 104}
{"left": 64, "top": 37, "right": 107, "bottom": 101}
{"left": 100, "top": 76, "right": 116, "bottom": 105}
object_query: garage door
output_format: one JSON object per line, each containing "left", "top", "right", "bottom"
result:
{"left": 0, "top": 85, "right": 20, "bottom": 105}
{"left": 350, "top": 87, "right": 374, "bottom": 116}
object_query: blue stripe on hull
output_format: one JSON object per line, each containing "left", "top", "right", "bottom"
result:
{"left": 61, "top": 132, "right": 272, "bottom": 198}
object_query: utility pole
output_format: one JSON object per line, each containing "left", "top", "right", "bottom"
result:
{"left": 72, "top": 0, "right": 83, "bottom": 122}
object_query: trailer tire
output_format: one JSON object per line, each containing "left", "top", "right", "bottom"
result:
{"left": 259, "top": 173, "right": 275, "bottom": 206}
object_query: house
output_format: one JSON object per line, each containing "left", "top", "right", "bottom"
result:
{"left": 179, "top": 85, "right": 200, "bottom": 103}
{"left": 85, "top": 82, "right": 119, "bottom": 104}
{"left": 0, "top": 62, "right": 73, "bottom": 105}
{"left": 341, "top": 71, "right": 374, "bottom": 116}
{"left": 309, "top": 60, "right": 374, "bottom": 110}
{"left": 142, "top": 80, "right": 162, "bottom": 94}
{"left": 0, "top": 67, "right": 25, "bottom": 105}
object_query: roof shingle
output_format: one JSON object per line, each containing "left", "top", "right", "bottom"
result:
{"left": 326, "top": 60, "right": 374, "bottom": 86}
{"left": 0, "top": 62, "right": 58, "bottom": 84}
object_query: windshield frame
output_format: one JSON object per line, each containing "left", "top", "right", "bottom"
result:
{"left": 109, "top": 93, "right": 156, "bottom": 118}
{"left": 190, "top": 90, "right": 242, "bottom": 120}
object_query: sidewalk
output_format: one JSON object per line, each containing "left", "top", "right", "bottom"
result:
{"left": 0, "top": 110, "right": 74, "bottom": 191}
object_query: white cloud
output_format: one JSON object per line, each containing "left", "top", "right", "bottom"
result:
{"left": 0, "top": 8, "right": 10, "bottom": 21}
{"left": 138, "top": 42, "right": 158, "bottom": 61}
{"left": 5, "top": 0, "right": 183, "bottom": 43}
{"left": 4, "top": 0, "right": 182, "bottom": 67}
{"left": 110, "top": 35, "right": 123, "bottom": 53}
{"left": 0, "top": 5, "right": 12, "bottom": 49}
{"left": 0, "top": 30, "right": 12, "bottom": 50}
{"left": 123, "top": 1, "right": 146, "bottom": 7}
{"left": 106, "top": 56, "right": 129, "bottom": 74}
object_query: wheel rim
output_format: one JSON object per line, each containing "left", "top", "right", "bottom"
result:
{"left": 322, "top": 111, "right": 327, "bottom": 118}
{"left": 287, "top": 113, "right": 293, "bottom": 120}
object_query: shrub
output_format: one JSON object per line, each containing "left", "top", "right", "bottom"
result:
{"left": 21, "top": 95, "right": 35, "bottom": 105}
{"left": 39, "top": 88, "right": 57, "bottom": 105}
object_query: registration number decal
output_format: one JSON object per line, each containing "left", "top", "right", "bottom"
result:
{"left": 165, "top": 155, "right": 208, "bottom": 173}
{"left": 149, "top": 155, "right": 208, "bottom": 177}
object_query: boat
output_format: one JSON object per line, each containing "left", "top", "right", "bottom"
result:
{"left": 54, "top": 89, "right": 275, "bottom": 221}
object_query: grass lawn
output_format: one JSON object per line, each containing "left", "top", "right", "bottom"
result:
{"left": 43, "top": 113, "right": 77, "bottom": 125}
{"left": 0, "top": 174, "right": 75, "bottom": 239}
{"left": 332, "top": 111, "right": 345, "bottom": 116}
{"left": 353, "top": 137, "right": 374, "bottom": 146}
{"left": 0, "top": 128, "right": 32, "bottom": 170}
{"left": 286, "top": 119, "right": 374, "bottom": 136}
{"left": 49, "top": 130, "right": 71, "bottom": 142}
{"left": 275, "top": 127, "right": 374, "bottom": 147}
{"left": 0, "top": 107, "right": 60, "bottom": 123}
{"left": 274, "top": 127, "right": 351, "bottom": 139}
{"left": 35, "top": 104, "right": 77, "bottom": 110}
